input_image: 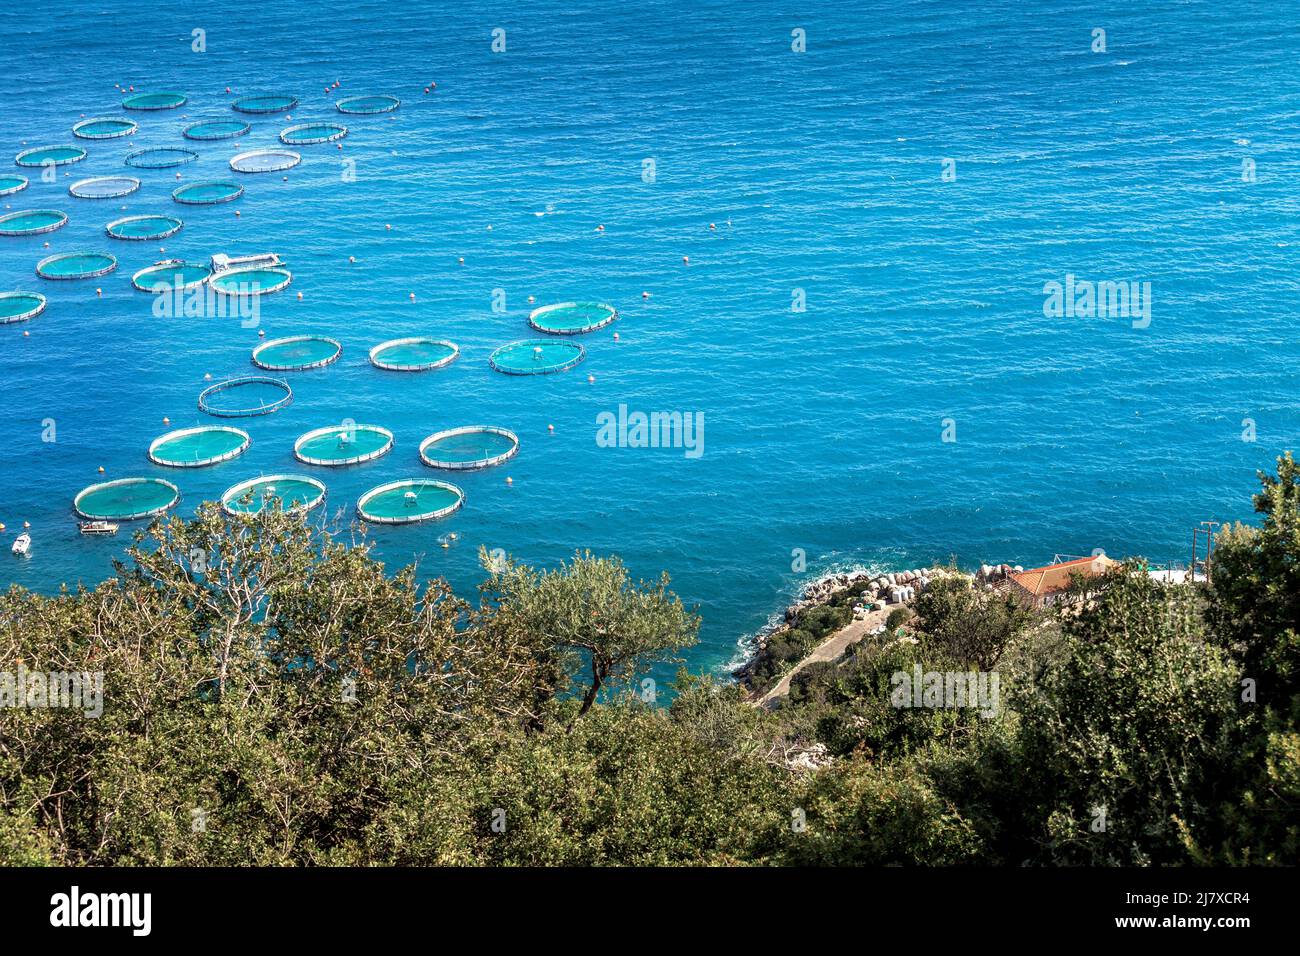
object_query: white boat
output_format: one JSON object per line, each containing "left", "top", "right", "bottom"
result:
{"left": 78, "top": 520, "right": 119, "bottom": 536}
{"left": 11, "top": 533, "right": 30, "bottom": 556}
{"left": 210, "top": 252, "right": 282, "bottom": 275}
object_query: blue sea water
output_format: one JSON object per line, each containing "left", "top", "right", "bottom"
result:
{"left": 2, "top": 0, "right": 1298, "bottom": 679}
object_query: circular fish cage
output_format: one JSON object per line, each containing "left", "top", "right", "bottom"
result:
{"left": 74, "top": 477, "right": 179, "bottom": 520}
{"left": 488, "top": 339, "right": 585, "bottom": 375}
{"left": 131, "top": 259, "right": 212, "bottom": 292}
{"left": 198, "top": 376, "right": 293, "bottom": 417}
{"left": 367, "top": 337, "right": 458, "bottom": 371}
{"left": 0, "top": 209, "right": 68, "bottom": 237}
{"left": 172, "top": 181, "right": 243, "bottom": 205}
{"left": 221, "top": 474, "right": 325, "bottom": 516}
{"left": 72, "top": 117, "right": 137, "bottom": 140}
{"left": 251, "top": 334, "right": 342, "bottom": 371}
{"left": 528, "top": 301, "right": 618, "bottom": 335}
{"left": 419, "top": 426, "right": 519, "bottom": 470}
{"left": 106, "top": 214, "right": 183, "bottom": 241}
{"left": 336, "top": 95, "right": 400, "bottom": 115}
{"left": 357, "top": 479, "right": 463, "bottom": 524}
{"left": 0, "top": 291, "right": 47, "bottom": 324}
{"left": 122, "top": 91, "right": 187, "bottom": 111}
{"left": 15, "top": 145, "right": 86, "bottom": 167}
{"left": 294, "top": 424, "right": 394, "bottom": 466}
{"left": 232, "top": 94, "right": 299, "bottom": 114}
{"left": 0, "top": 174, "right": 28, "bottom": 196}
{"left": 36, "top": 251, "right": 116, "bottom": 280}
{"left": 148, "top": 425, "right": 250, "bottom": 467}
{"left": 229, "top": 149, "right": 301, "bottom": 173}
{"left": 69, "top": 175, "right": 140, "bottom": 199}
{"left": 208, "top": 267, "right": 292, "bottom": 297}
{"left": 279, "top": 122, "right": 347, "bottom": 145}
{"left": 124, "top": 147, "right": 198, "bottom": 169}
{"left": 183, "top": 119, "right": 250, "bottom": 141}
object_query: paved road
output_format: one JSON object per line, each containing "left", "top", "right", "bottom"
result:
{"left": 753, "top": 604, "right": 892, "bottom": 708}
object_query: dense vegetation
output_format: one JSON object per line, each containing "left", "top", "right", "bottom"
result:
{"left": 1, "top": 456, "right": 1297, "bottom": 865}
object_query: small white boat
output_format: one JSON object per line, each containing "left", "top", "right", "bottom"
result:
{"left": 210, "top": 252, "right": 282, "bottom": 276}
{"left": 11, "top": 532, "right": 31, "bottom": 556}
{"left": 78, "top": 520, "right": 119, "bottom": 536}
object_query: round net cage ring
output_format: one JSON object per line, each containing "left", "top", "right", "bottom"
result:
{"left": 231, "top": 94, "right": 299, "bottom": 114}
{"left": 15, "top": 145, "right": 87, "bottom": 168}
{"left": 368, "top": 337, "right": 459, "bottom": 372}
{"left": 0, "top": 175, "right": 29, "bottom": 197}
{"left": 105, "top": 214, "right": 183, "bottom": 241}
{"left": 294, "top": 424, "right": 395, "bottom": 466}
{"left": 182, "top": 119, "right": 251, "bottom": 141}
{"left": 0, "top": 291, "right": 47, "bottom": 324}
{"left": 69, "top": 175, "right": 141, "bottom": 199}
{"left": 488, "top": 339, "right": 586, "bottom": 375}
{"left": 528, "top": 301, "right": 619, "bottom": 335}
{"left": 73, "top": 477, "right": 180, "bottom": 521}
{"left": 198, "top": 376, "right": 293, "bottom": 418}
{"left": 36, "top": 251, "right": 117, "bottom": 281}
{"left": 121, "top": 91, "right": 187, "bottom": 111}
{"left": 251, "top": 334, "right": 342, "bottom": 371}
{"left": 0, "top": 209, "right": 68, "bottom": 237}
{"left": 229, "top": 149, "right": 301, "bottom": 174}
{"left": 208, "top": 266, "right": 292, "bottom": 297}
{"left": 132, "top": 259, "right": 213, "bottom": 293}
{"left": 279, "top": 122, "right": 348, "bottom": 145}
{"left": 335, "top": 95, "right": 401, "bottom": 115}
{"left": 124, "top": 147, "right": 198, "bottom": 169}
{"left": 172, "top": 181, "right": 244, "bottom": 205}
{"left": 356, "top": 479, "right": 464, "bottom": 525}
{"left": 220, "top": 474, "right": 326, "bottom": 516}
{"left": 148, "top": 425, "right": 251, "bottom": 468}
{"left": 71, "top": 117, "right": 138, "bottom": 140}
{"left": 419, "top": 426, "right": 520, "bottom": 471}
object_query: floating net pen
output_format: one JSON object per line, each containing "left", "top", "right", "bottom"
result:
{"left": 528, "top": 301, "right": 618, "bottom": 335}
{"left": 419, "top": 426, "right": 519, "bottom": 470}
{"left": 208, "top": 267, "right": 292, "bottom": 296}
{"left": 0, "top": 174, "right": 28, "bottom": 196}
{"left": 183, "top": 119, "right": 250, "bottom": 140}
{"left": 279, "top": 122, "right": 347, "bottom": 145}
{"left": 367, "top": 337, "right": 458, "bottom": 371}
{"left": 73, "top": 477, "right": 179, "bottom": 520}
{"left": 105, "top": 214, "right": 183, "bottom": 241}
{"left": 172, "top": 181, "right": 243, "bottom": 204}
{"left": 220, "top": 474, "right": 325, "bottom": 516}
{"left": 15, "top": 145, "right": 86, "bottom": 167}
{"left": 335, "top": 95, "right": 400, "bottom": 114}
{"left": 356, "top": 479, "right": 463, "bottom": 524}
{"left": 124, "top": 147, "right": 198, "bottom": 169}
{"left": 121, "top": 91, "right": 187, "bottom": 110}
{"left": 488, "top": 339, "right": 585, "bottom": 375}
{"left": 251, "top": 335, "right": 341, "bottom": 370}
{"left": 198, "top": 376, "right": 293, "bottom": 417}
{"left": 71, "top": 117, "right": 137, "bottom": 139}
{"left": 148, "top": 425, "right": 250, "bottom": 467}
{"left": 229, "top": 149, "right": 301, "bottom": 173}
{"left": 0, "top": 291, "right": 46, "bottom": 324}
{"left": 0, "top": 210, "right": 68, "bottom": 236}
{"left": 35, "top": 251, "right": 116, "bottom": 280}
{"left": 293, "top": 424, "right": 394, "bottom": 466}
{"left": 131, "top": 259, "right": 212, "bottom": 292}
{"left": 231, "top": 94, "right": 299, "bottom": 114}
{"left": 69, "top": 175, "right": 140, "bottom": 199}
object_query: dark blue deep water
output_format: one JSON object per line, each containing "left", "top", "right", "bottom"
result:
{"left": 2, "top": 1, "right": 1297, "bottom": 675}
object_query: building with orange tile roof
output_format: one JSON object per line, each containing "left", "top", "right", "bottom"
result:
{"left": 1004, "top": 554, "right": 1118, "bottom": 608}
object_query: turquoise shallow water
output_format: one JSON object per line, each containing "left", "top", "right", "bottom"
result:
{"left": 2, "top": 0, "right": 1298, "bottom": 678}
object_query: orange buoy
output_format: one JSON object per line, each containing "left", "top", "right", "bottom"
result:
{"left": 23, "top": 521, "right": 30, "bottom": 529}
{"left": 682, "top": 255, "right": 689, "bottom": 264}
{"left": 163, "top": 417, "right": 170, "bottom": 425}
{"left": 95, "top": 288, "right": 102, "bottom": 296}
{"left": 505, "top": 477, "right": 513, "bottom": 486}
{"left": 596, "top": 224, "right": 604, "bottom": 232}
{"left": 587, "top": 374, "right": 595, "bottom": 383}
{"left": 547, "top": 424, "right": 554, "bottom": 433}
{"left": 409, "top": 292, "right": 415, "bottom": 300}
{"left": 709, "top": 222, "right": 716, "bottom": 230}
{"left": 22, "top": 330, "right": 28, "bottom": 337}
{"left": 0, "top": 523, "right": 5, "bottom": 531}
{"left": 297, "top": 291, "right": 303, "bottom": 300}
{"left": 98, "top": 466, "right": 105, "bottom": 473}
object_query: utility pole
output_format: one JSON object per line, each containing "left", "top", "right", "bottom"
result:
{"left": 1191, "top": 520, "right": 1220, "bottom": 583}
